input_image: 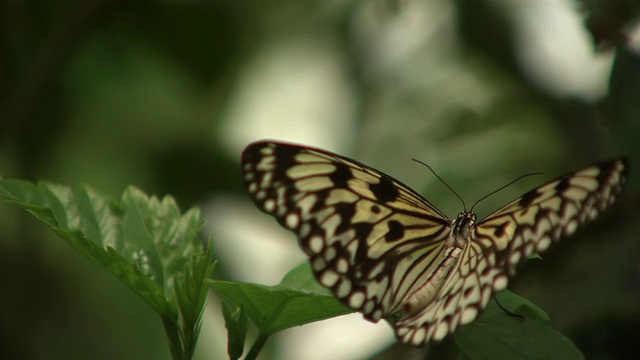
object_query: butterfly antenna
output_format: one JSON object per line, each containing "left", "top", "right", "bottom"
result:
{"left": 412, "top": 159, "right": 467, "bottom": 211}
{"left": 469, "top": 172, "right": 543, "bottom": 212}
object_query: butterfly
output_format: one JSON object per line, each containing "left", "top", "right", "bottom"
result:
{"left": 240, "top": 140, "right": 629, "bottom": 346}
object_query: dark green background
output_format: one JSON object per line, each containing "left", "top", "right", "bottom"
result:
{"left": 1, "top": 1, "right": 639, "bottom": 359}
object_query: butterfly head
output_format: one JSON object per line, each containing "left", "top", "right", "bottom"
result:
{"left": 454, "top": 212, "right": 477, "bottom": 241}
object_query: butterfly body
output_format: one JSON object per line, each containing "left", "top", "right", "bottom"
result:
{"left": 241, "top": 140, "right": 628, "bottom": 346}
{"left": 453, "top": 212, "right": 476, "bottom": 243}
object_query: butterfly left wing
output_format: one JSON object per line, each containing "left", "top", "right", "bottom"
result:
{"left": 241, "top": 140, "right": 454, "bottom": 322}
{"left": 394, "top": 158, "right": 629, "bottom": 345}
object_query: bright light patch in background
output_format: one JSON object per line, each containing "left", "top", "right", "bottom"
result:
{"left": 353, "top": 0, "right": 454, "bottom": 76}
{"left": 506, "top": 0, "right": 614, "bottom": 100}
{"left": 220, "top": 36, "right": 357, "bottom": 155}
{"left": 278, "top": 313, "right": 396, "bottom": 360}
{"left": 203, "top": 196, "right": 306, "bottom": 284}
{"left": 629, "top": 21, "right": 640, "bottom": 54}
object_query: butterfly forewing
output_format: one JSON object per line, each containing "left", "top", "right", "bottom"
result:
{"left": 242, "top": 141, "right": 453, "bottom": 320}
{"left": 241, "top": 140, "right": 629, "bottom": 346}
{"left": 476, "top": 158, "right": 629, "bottom": 276}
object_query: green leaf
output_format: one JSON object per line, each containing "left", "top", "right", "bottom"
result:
{"left": 279, "top": 262, "right": 335, "bottom": 295}
{"left": 0, "top": 179, "right": 215, "bottom": 360}
{"left": 211, "top": 263, "right": 351, "bottom": 335}
{"left": 221, "top": 301, "right": 247, "bottom": 360}
{"left": 455, "top": 290, "right": 583, "bottom": 360}
{"left": 210, "top": 262, "right": 352, "bottom": 358}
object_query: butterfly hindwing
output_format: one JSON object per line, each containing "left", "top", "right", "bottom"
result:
{"left": 394, "top": 232, "right": 504, "bottom": 345}
{"left": 241, "top": 140, "right": 629, "bottom": 346}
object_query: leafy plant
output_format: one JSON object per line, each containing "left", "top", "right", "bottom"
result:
{"left": 0, "top": 179, "right": 214, "bottom": 360}
{"left": 0, "top": 178, "right": 584, "bottom": 359}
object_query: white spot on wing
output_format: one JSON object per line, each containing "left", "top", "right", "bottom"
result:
{"left": 285, "top": 213, "right": 299, "bottom": 229}
{"left": 349, "top": 291, "right": 365, "bottom": 308}
{"left": 461, "top": 307, "right": 477, "bottom": 325}
{"left": 325, "top": 246, "right": 337, "bottom": 261}
{"left": 413, "top": 327, "right": 427, "bottom": 344}
{"left": 295, "top": 176, "right": 334, "bottom": 191}
{"left": 493, "top": 274, "right": 508, "bottom": 291}
{"left": 323, "top": 213, "right": 342, "bottom": 239}
{"left": 312, "top": 257, "right": 326, "bottom": 271}
{"left": 299, "top": 223, "right": 310, "bottom": 238}
{"left": 564, "top": 186, "right": 588, "bottom": 201}
{"left": 286, "top": 163, "right": 336, "bottom": 179}
{"left": 320, "top": 270, "right": 339, "bottom": 287}
{"left": 434, "top": 322, "right": 449, "bottom": 341}
{"left": 336, "top": 257, "right": 349, "bottom": 273}
{"left": 325, "top": 188, "right": 359, "bottom": 205}
{"left": 264, "top": 199, "right": 275, "bottom": 212}
{"left": 575, "top": 166, "right": 600, "bottom": 179}
{"left": 537, "top": 236, "right": 552, "bottom": 252}
{"left": 509, "top": 251, "right": 521, "bottom": 266}
{"left": 481, "top": 286, "right": 492, "bottom": 307}
{"left": 564, "top": 220, "right": 578, "bottom": 235}
{"left": 261, "top": 171, "right": 273, "bottom": 188}
{"left": 336, "top": 278, "right": 352, "bottom": 297}
{"left": 364, "top": 299, "right": 375, "bottom": 314}
{"left": 309, "top": 236, "right": 324, "bottom": 254}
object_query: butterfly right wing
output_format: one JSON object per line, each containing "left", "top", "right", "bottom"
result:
{"left": 393, "top": 158, "right": 629, "bottom": 345}
{"left": 475, "top": 158, "right": 629, "bottom": 276}
{"left": 241, "top": 141, "right": 453, "bottom": 321}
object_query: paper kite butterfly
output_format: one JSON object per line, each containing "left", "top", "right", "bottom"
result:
{"left": 240, "top": 140, "right": 628, "bottom": 346}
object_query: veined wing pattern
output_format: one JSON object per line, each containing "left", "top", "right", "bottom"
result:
{"left": 240, "top": 140, "right": 629, "bottom": 346}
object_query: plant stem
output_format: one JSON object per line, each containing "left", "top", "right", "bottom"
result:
{"left": 163, "top": 317, "right": 186, "bottom": 360}
{"left": 245, "top": 333, "right": 269, "bottom": 360}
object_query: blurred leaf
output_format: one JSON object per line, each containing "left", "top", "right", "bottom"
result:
{"left": 140, "top": 3, "right": 241, "bottom": 84}
{"left": 580, "top": 0, "right": 640, "bottom": 49}
{"left": 609, "top": 47, "right": 640, "bottom": 182}
{"left": 455, "top": 290, "right": 583, "bottom": 360}
{"left": 457, "top": 0, "right": 518, "bottom": 71}
{"left": 153, "top": 143, "right": 244, "bottom": 208}
{"left": 221, "top": 301, "right": 247, "bottom": 360}
{"left": 0, "top": 179, "right": 215, "bottom": 360}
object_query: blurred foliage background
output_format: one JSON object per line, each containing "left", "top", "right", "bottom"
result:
{"left": 1, "top": 1, "right": 639, "bottom": 359}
